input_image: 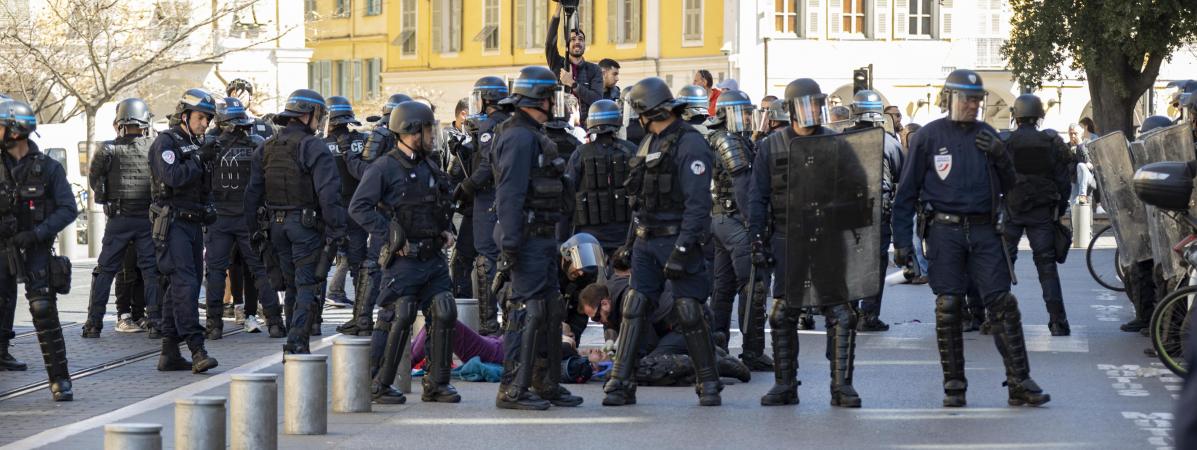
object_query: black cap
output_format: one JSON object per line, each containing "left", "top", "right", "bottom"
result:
{"left": 387, "top": 101, "right": 436, "bottom": 135}
{"left": 115, "top": 98, "right": 152, "bottom": 127}
{"left": 1011, "top": 94, "right": 1045, "bottom": 120}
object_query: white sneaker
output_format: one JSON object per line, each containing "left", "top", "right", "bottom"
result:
{"left": 115, "top": 314, "right": 144, "bottom": 333}
{"left": 244, "top": 315, "right": 262, "bottom": 333}
{"left": 234, "top": 305, "right": 246, "bottom": 325}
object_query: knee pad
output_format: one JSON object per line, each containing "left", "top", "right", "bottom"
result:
{"left": 621, "top": 289, "right": 649, "bottom": 320}
{"left": 473, "top": 255, "right": 494, "bottom": 273}
{"left": 1033, "top": 259, "right": 1059, "bottom": 278}
{"left": 374, "top": 304, "right": 396, "bottom": 331}
{"left": 990, "top": 292, "right": 1021, "bottom": 321}
{"left": 827, "top": 303, "right": 858, "bottom": 329}
{"left": 430, "top": 291, "right": 458, "bottom": 326}
{"left": 29, "top": 296, "right": 59, "bottom": 328}
{"left": 523, "top": 298, "right": 546, "bottom": 326}
{"left": 673, "top": 297, "right": 705, "bottom": 329}
{"left": 935, "top": 295, "right": 963, "bottom": 323}
{"left": 394, "top": 297, "right": 419, "bottom": 327}
{"left": 769, "top": 299, "right": 796, "bottom": 328}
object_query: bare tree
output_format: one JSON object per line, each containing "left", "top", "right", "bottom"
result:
{"left": 0, "top": 0, "right": 294, "bottom": 254}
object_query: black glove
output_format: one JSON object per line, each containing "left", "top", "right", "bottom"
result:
{"left": 197, "top": 140, "right": 220, "bottom": 163}
{"left": 663, "top": 244, "right": 694, "bottom": 280}
{"left": 12, "top": 231, "right": 38, "bottom": 249}
{"left": 452, "top": 184, "right": 474, "bottom": 204}
{"left": 975, "top": 130, "right": 1003, "bottom": 157}
{"left": 750, "top": 239, "right": 773, "bottom": 268}
{"left": 497, "top": 251, "right": 518, "bottom": 273}
{"left": 894, "top": 247, "right": 913, "bottom": 268}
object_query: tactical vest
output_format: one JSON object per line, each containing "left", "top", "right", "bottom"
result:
{"left": 328, "top": 130, "right": 365, "bottom": 201}
{"left": 1006, "top": 128, "right": 1061, "bottom": 213}
{"left": 103, "top": 136, "right": 153, "bottom": 206}
{"left": 151, "top": 130, "right": 207, "bottom": 207}
{"left": 627, "top": 126, "right": 690, "bottom": 216}
{"left": 492, "top": 119, "right": 566, "bottom": 227}
{"left": 386, "top": 151, "right": 449, "bottom": 240}
{"left": 766, "top": 131, "right": 791, "bottom": 226}
{"left": 211, "top": 133, "right": 261, "bottom": 215}
{"left": 708, "top": 130, "right": 753, "bottom": 214}
{"left": 12, "top": 154, "right": 52, "bottom": 230}
{"left": 262, "top": 129, "right": 318, "bottom": 211}
{"left": 573, "top": 139, "right": 632, "bottom": 227}
{"left": 469, "top": 112, "right": 507, "bottom": 191}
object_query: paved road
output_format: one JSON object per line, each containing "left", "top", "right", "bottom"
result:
{"left": 0, "top": 247, "right": 1181, "bottom": 449}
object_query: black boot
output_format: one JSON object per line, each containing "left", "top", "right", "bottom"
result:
{"left": 857, "top": 313, "right": 890, "bottom": 332}
{"left": 265, "top": 306, "right": 287, "bottom": 338}
{"left": 497, "top": 298, "right": 550, "bottom": 410}
{"left": 675, "top": 298, "right": 722, "bottom": 406}
{"left": 991, "top": 293, "right": 1051, "bottom": 407}
{"left": 935, "top": 295, "right": 967, "bottom": 407}
{"left": 739, "top": 277, "right": 772, "bottom": 370}
{"left": 473, "top": 256, "right": 502, "bottom": 336}
{"left": 422, "top": 294, "right": 462, "bottom": 403}
{"left": 761, "top": 304, "right": 800, "bottom": 406}
{"left": 157, "top": 337, "right": 193, "bottom": 371}
{"left": 205, "top": 312, "right": 223, "bottom": 341}
{"left": 829, "top": 305, "right": 861, "bottom": 408}
{"left": 308, "top": 299, "right": 323, "bottom": 336}
{"left": 81, "top": 321, "right": 101, "bottom": 338}
{"left": 372, "top": 300, "right": 416, "bottom": 403}
{"left": 187, "top": 336, "right": 219, "bottom": 374}
{"left": 603, "top": 290, "right": 647, "bottom": 407}
{"left": 716, "top": 350, "right": 751, "bottom": 382}
{"left": 1048, "top": 316, "right": 1071, "bottom": 337}
{"left": 337, "top": 273, "right": 374, "bottom": 336}
{"left": 533, "top": 294, "right": 582, "bottom": 407}
{"left": 797, "top": 309, "right": 815, "bottom": 330}
{"left": 0, "top": 340, "right": 27, "bottom": 371}
{"left": 37, "top": 325, "right": 73, "bottom": 401}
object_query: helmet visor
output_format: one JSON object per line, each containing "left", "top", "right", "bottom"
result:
{"left": 724, "top": 105, "right": 757, "bottom": 133}
{"left": 565, "top": 242, "right": 605, "bottom": 279}
{"left": 791, "top": 95, "right": 828, "bottom": 128}
{"left": 469, "top": 91, "right": 485, "bottom": 117}
{"left": 553, "top": 86, "right": 568, "bottom": 120}
{"left": 947, "top": 90, "right": 986, "bottom": 122}
{"left": 424, "top": 122, "right": 442, "bottom": 151}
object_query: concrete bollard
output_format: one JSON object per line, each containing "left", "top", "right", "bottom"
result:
{"left": 104, "top": 423, "right": 162, "bottom": 450}
{"left": 456, "top": 298, "right": 480, "bottom": 331}
{"left": 174, "top": 396, "right": 226, "bottom": 450}
{"left": 398, "top": 312, "right": 425, "bottom": 393}
{"left": 284, "top": 354, "right": 328, "bottom": 435}
{"left": 230, "top": 373, "right": 278, "bottom": 450}
{"left": 1072, "top": 199, "right": 1093, "bottom": 248}
{"left": 332, "top": 336, "right": 372, "bottom": 413}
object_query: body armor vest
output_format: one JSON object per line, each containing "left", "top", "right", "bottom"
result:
{"left": 573, "top": 138, "right": 633, "bottom": 227}
{"left": 627, "top": 126, "right": 690, "bottom": 216}
{"left": 211, "top": 132, "right": 261, "bottom": 215}
{"left": 1006, "top": 127, "right": 1061, "bottom": 213}
{"left": 104, "top": 136, "right": 153, "bottom": 213}
{"left": 151, "top": 129, "right": 207, "bottom": 207}
{"left": 469, "top": 111, "right": 507, "bottom": 192}
{"left": 13, "top": 154, "right": 51, "bottom": 229}
{"left": 262, "top": 129, "right": 318, "bottom": 211}
{"left": 387, "top": 152, "right": 450, "bottom": 240}
{"left": 328, "top": 130, "right": 366, "bottom": 201}
{"left": 708, "top": 130, "right": 754, "bottom": 214}
{"left": 493, "top": 119, "right": 567, "bottom": 227}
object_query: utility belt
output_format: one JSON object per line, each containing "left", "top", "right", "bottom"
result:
{"left": 398, "top": 237, "right": 444, "bottom": 261}
{"left": 635, "top": 224, "right": 680, "bottom": 239}
{"left": 272, "top": 208, "right": 323, "bottom": 229}
{"left": 931, "top": 212, "right": 992, "bottom": 226}
{"left": 103, "top": 200, "right": 151, "bottom": 218}
{"left": 711, "top": 198, "right": 738, "bottom": 216}
{"left": 524, "top": 223, "right": 557, "bottom": 238}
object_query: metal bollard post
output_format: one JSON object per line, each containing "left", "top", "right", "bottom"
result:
{"left": 174, "top": 396, "right": 226, "bottom": 450}
{"left": 1072, "top": 199, "right": 1092, "bottom": 248}
{"left": 230, "top": 373, "right": 278, "bottom": 450}
{"left": 104, "top": 423, "right": 162, "bottom": 450}
{"left": 332, "top": 336, "right": 372, "bottom": 413}
{"left": 457, "top": 298, "right": 480, "bottom": 331}
{"left": 398, "top": 312, "right": 425, "bottom": 393}
{"left": 284, "top": 354, "right": 328, "bottom": 435}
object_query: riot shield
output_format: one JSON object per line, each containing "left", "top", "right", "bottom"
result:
{"left": 783, "top": 127, "right": 883, "bottom": 307}
{"left": 1135, "top": 123, "right": 1197, "bottom": 282}
{"left": 1088, "top": 131, "right": 1152, "bottom": 266}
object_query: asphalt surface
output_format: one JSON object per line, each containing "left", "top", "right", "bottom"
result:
{"left": 0, "top": 246, "right": 1182, "bottom": 450}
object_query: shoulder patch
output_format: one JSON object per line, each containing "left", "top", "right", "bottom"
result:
{"left": 480, "top": 132, "right": 492, "bottom": 143}
{"left": 162, "top": 149, "right": 177, "bottom": 165}
{"left": 690, "top": 160, "right": 706, "bottom": 175}
{"left": 351, "top": 140, "right": 364, "bottom": 154}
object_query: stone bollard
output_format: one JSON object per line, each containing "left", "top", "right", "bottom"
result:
{"left": 1072, "top": 199, "right": 1093, "bottom": 248}
{"left": 174, "top": 396, "right": 226, "bottom": 450}
{"left": 332, "top": 336, "right": 372, "bottom": 413}
{"left": 230, "top": 373, "right": 278, "bottom": 450}
{"left": 104, "top": 423, "right": 162, "bottom": 450}
{"left": 457, "top": 298, "right": 480, "bottom": 331}
{"left": 398, "top": 312, "right": 425, "bottom": 393}
{"left": 284, "top": 354, "right": 328, "bottom": 435}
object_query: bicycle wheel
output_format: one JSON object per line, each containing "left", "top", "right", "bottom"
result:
{"left": 1087, "top": 224, "right": 1125, "bottom": 292}
{"left": 1151, "top": 284, "right": 1194, "bottom": 377}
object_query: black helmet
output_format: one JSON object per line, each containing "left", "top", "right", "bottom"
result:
{"left": 500, "top": 66, "right": 558, "bottom": 108}
{"left": 628, "top": 77, "right": 682, "bottom": 120}
{"left": 942, "top": 69, "right": 986, "bottom": 122}
{"left": 710, "top": 89, "right": 754, "bottom": 132}
{"left": 784, "top": 78, "right": 827, "bottom": 127}
{"left": 387, "top": 101, "right": 437, "bottom": 135}
{"left": 1139, "top": 115, "right": 1174, "bottom": 135}
{"left": 327, "top": 96, "right": 360, "bottom": 126}
{"left": 380, "top": 93, "right": 413, "bottom": 116}
{"left": 174, "top": 88, "right": 216, "bottom": 118}
{"left": 676, "top": 85, "right": 709, "bottom": 120}
{"left": 0, "top": 100, "right": 37, "bottom": 139}
{"left": 1011, "top": 94, "right": 1045, "bottom": 120}
{"left": 586, "top": 99, "right": 622, "bottom": 134}
{"left": 217, "top": 97, "right": 253, "bottom": 127}
{"left": 276, "top": 89, "right": 327, "bottom": 125}
{"left": 114, "top": 98, "right": 152, "bottom": 128}
{"left": 226, "top": 78, "right": 254, "bottom": 96}
{"left": 766, "top": 99, "right": 789, "bottom": 123}
{"left": 850, "top": 90, "right": 885, "bottom": 123}
{"left": 470, "top": 76, "right": 510, "bottom": 117}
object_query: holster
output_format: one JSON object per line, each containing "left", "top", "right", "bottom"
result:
{"left": 49, "top": 255, "right": 71, "bottom": 295}
{"left": 150, "top": 205, "right": 172, "bottom": 243}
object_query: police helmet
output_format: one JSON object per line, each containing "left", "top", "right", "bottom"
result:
{"left": 327, "top": 96, "right": 360, "bottom": 127}
{"left": 676, "top": 85, "right": 709, "bottom": 120}
{"left": 941, "top": 69, "right": 987, "bottom": 122}
{"left": 388, "top": 101, "right": 437, "bottom": 135}
{"left": 174, "top": 88, "right": 217, "bottom": 119}
{"left": 0, "top": 100, "right": 37, "bottom": 140}
{"left": 710, "top": 89, "right": 755, "bottom": 132}
{"left": 470, "top": 76, "right": 510, "bottom": 117}
{"left": 380, "top": 93, "right": 414, "bottom": 116}
{"left": 586, "top": 99, "right": 622, "bottom": 135}
{"left": 766, "top": 99, "right": 790, "bottom": 123}
{"left": 1011, "top": 94, "right": 1045, "bottom": 120}
{"left": 276, "top": 89, "right": 327, "bottom": 125}
{"left": 226, "top": 78, "right": 254, "bottom": 97}
{"left": 628, "top": 77, "right": 683, "bottom": 121}
{"left": 114, "top": 98, "right": 152, "bottom": 128}
{"left": 784, "top": 78, "right": 827, "bottom": 127}
{"left": 217, "top": 97, "right": 253, "bottom": 127}
{"left": 500, "top": 66, "right": 559, "bottom": 109}
{"left": 1139, "top": 115, "right": 1174, "bottom": 135}
{"left": 850, "top": 90, "right": 885, "bottom": 124}
{"left": 560, "top": 233, "right": 604, "bottom": 280}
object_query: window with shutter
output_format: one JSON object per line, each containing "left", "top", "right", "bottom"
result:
{"left": 576, "top": 0, "right": 595, "bottom": 44}
{"left": 774, "top": 0, "right": 800, "bottom": 36}
{"left": 398, "top": 0, "right": 418, "bottom": 56}
{"left": 319, "top": 61, "right": 332, "bottom": 97}
{"left": 334, "top": 0, "right": 349, "bottom": 17}
{"left": 353, "top": 60, "right": 363, "bottom": 101}
{"left": 683, "top": 0, "right": 703, "bottom": 43}
{"left": 806, "top": 0, "right": 821, "bottom": 38}
{"left": 874, "top": 0, "right": 889, "bottom": 39}
{"left": 476, "top": 0, "right": 501, "bottom": 52}
{"left": 938, "top": 0, "right": 953, "bottom": 39}
{"left": 366, "top": 0, "right": 382, "bottom": 16}
{"left": 609, "top": 0, "right": 641, "bottom": 44}
{"left": 366, "top": 58, "right": 381, "bottom": 98}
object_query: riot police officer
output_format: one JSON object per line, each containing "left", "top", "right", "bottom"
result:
{"left": 677, "top": 84, "right": 710, "bottom": 133}
{"left": 457, "top": 77, "right": 511, "bottom": 336}
{"left": 704, "top": 89, "right": 772, "bottom": 370}
{"left": 226, "top": 78, "right": 275, "bottom": 140}
{"left": 245, "top": 89, "right": 346, "bottom": 354}
{"left": 1002, "top": 94, "right": 1072, "bottom": 336}
{"left": 204, "top": 97, "right": 287, "bottom": 339}
{"left": 892, "top": 69, "right": 1051, "bottom": 407}
{"left": 0, "top": 100, "right": 77, "bottom": 400}
{"left": 149, "top": 89, "right": 220, "bottom": 373}
{"left": 322, "top": 96, "right": 373, "bottom": 336}
{"left": 492, "top": 66, "right": 584, "bottom": 410}
{"left": 84, "top": 98, "right": 160, "bottom": 338}
{"left": 565, "top": 99, "right": 634, "bottom": 253}
{"left": 604, "top": 77, "right": 722, "bottom": 407}
{"left": 350, "top": 101, "right": 460, "bottom": 405}
{"left": 749, "top": 78, "right": 862, "bottom": 407}
{"left": 846, "top": 90, "right": 905, "bottom": 332}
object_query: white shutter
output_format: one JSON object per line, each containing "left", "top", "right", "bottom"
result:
{"left": 938, "top": 0, "right": 952, "bottom": 39}
{"left": 805, "top": 0, "right": 821, "bottom": 38}
{"left": 431, "top": 0, "right": 442, "bottom": 53}
{"left": 828, "top": 0, "right": 843, "bottom": 37}
{"left": 873, "top": 0, "right": 889, "bottom": 40}
{"left": 893, "top": 0, "right": 908, "bottom": 38}
{"left": 608, "top": 0, "right": 617, "bottom": 43}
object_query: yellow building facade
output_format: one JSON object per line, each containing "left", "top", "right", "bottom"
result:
{"left": 306, "top": 0, "right": 730, "bottom": 120}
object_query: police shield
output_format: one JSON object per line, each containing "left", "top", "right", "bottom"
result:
{"left": 783, "top": 127, "right": 883, "bottom": 307}
{"left": 1088, "top": 131, "right": 1152, "bottom": 267}
{"left": 1134, "top": 122, "right": 1197, "bottom": 283}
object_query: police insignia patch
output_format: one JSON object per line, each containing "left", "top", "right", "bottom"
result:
{"left": 351, "top": 141, "right": 364, "bottom": 154}
{"left": 934, "top": 152, "right": 952, "bottom": 180}
{"left": 690, "top": 161, "right": 706, "bottom": 175}
{"left": 162, "top": 150, "right": 176, "bottom": 165}
{"left": 480, "top": 133, "right": 492, "bottom": 143}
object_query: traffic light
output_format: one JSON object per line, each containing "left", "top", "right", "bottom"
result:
{"left": 853, "top": 67, "right": 871, "bottom": 94}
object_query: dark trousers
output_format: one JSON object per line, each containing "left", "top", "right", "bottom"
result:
{"left": 205, "top": 216, "right": 280, "bottom": 317}
{"left": 925, "top": 221, "right": 1012, "bottom": 304}
{"left": 115, "top": 246, "right": 146, "bottom": 319}
{"left": 1003, "top": 219, "right": 1066, "bottom": 318}
{"left": 450, "top": 213, "right": 476, "bottom": 298}
{"left": 270, "top": 213, "right": 325, "bottom": 345}
{"left": 858, "top": 218, "right": 893, "bottom": 316}
{"left": 0, "top": 245, "right": 53, "bottom": 340}
{"left": 87, "top": 215, "right": 159, "bottom": 327}
{"left": 156, "top": 220, "right": 205, "bottom": 341}
{"left": 709, "top": 214, "right": 753, "bottom": 339}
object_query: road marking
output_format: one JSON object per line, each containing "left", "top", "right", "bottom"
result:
{"left": 1022, "top": 325, "right": 1089, "bottom": 353}
{"left": 892, "top": 444, "right": 1091, "bottom": 449}
{"left": 1090, "top": 304, "right": 1124, "bottom": 322}
{"left": 1121, "top": 411, "right": 1173, "bottom": 449}
{"left": 1097, "top": 364, "right": 1151, "bottom": 397}
{"left": 391, "top": 417, "right": 649, "bottom": 426}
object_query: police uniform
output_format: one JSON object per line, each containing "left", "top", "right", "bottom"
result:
{"left": 444, "top": 125, "right": 476, "bottom": 299}
{"left": 564, "top": 133, "right": 634, "bottom": 252}
{"left": 327, "top": 120, "right": 371, "bottom": 334}
{"left": 706, "top": 124, "right": 759, "bottom": 358}
{"left": 848, "top": 124, "right": 905, "bottom": 327}
{"left": 465, "top": 109, "right": 510, "bottom": 335}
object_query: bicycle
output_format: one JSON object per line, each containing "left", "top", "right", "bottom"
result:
{"left": 1146, "top": 210, "right": 1197, "bottom": 377}
{"left": 1086, "top": 223, "right": 1125, "bottom": 292}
